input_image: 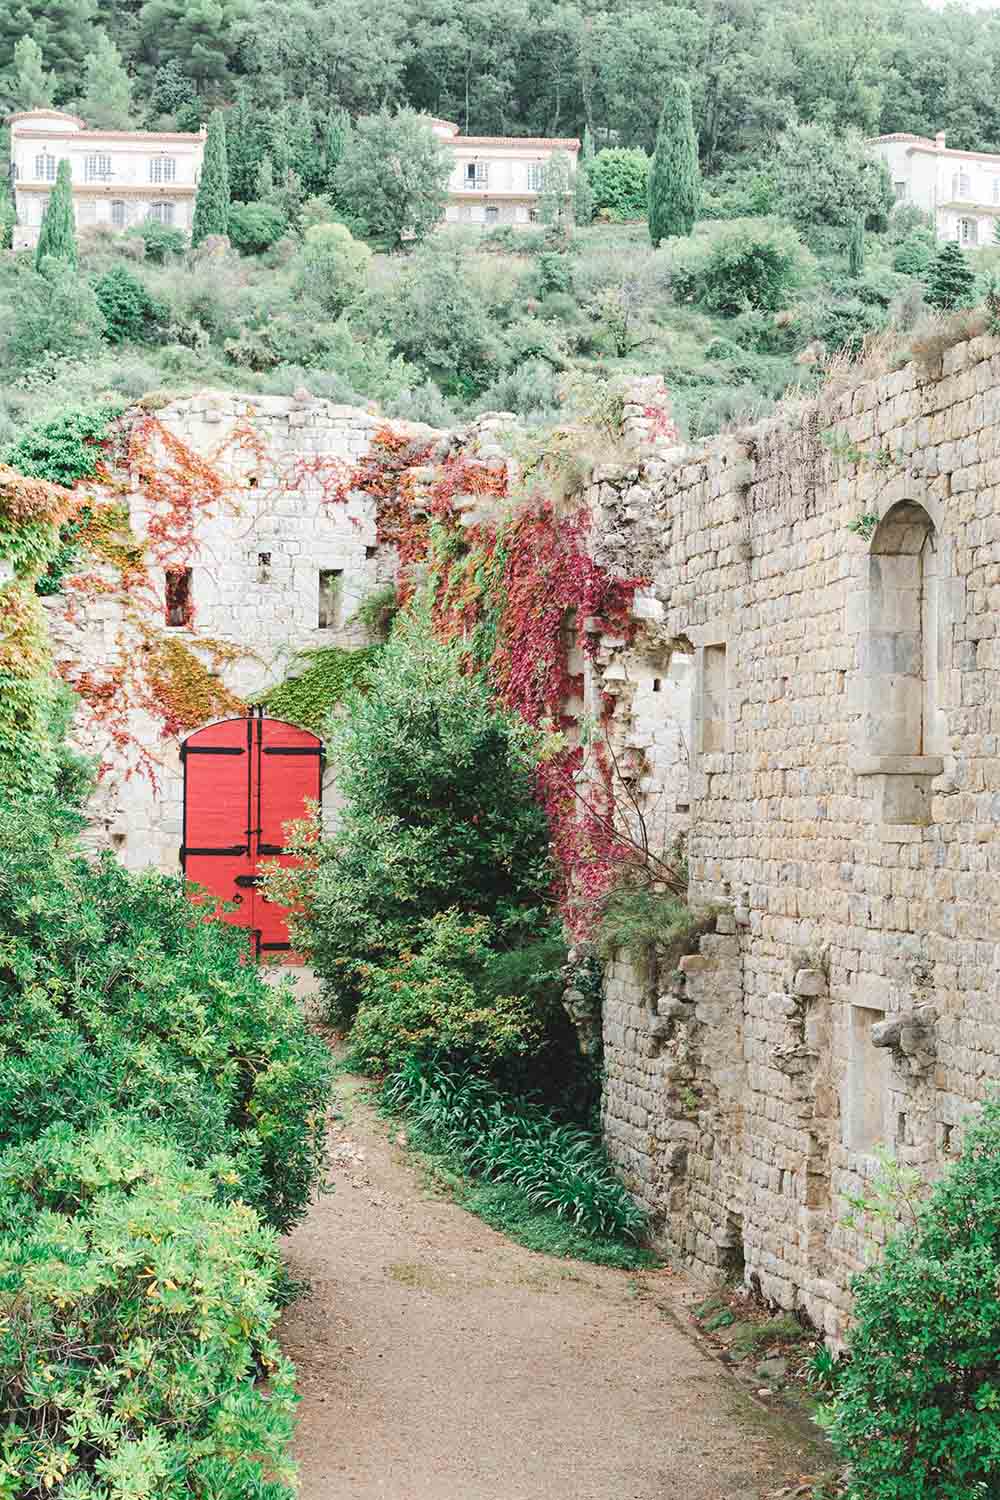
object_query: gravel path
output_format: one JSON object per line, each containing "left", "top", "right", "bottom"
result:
{"left": 279, "top": 1071, "right": 828, "bottom": 1500}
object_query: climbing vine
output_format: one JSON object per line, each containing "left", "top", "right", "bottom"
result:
{"left": 261, "top": 646, "right": 384, "bottom": 736}
{"left": 345, "top": 427, "right": 650, "bottom": 933}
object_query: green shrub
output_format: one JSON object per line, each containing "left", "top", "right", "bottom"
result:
{"left": 261, "top": 623, "right": 553, "bottom": 1029}
{"left": 537, "top": 251, "right": 572, "bottom": 295}
{"left": 92, "top": 264, "right": 165, "bottom": 343}
{"left": 596, "top": 881, "right": 705, "bottom": 972}
{"left": 358, "top": 244, "right": 505, "bottom": 396}
{"left": 0, "top": 797, "right": 332, "bottom": 1232}
{"left": 798, "top": 295, "right": 886, "bottom": 356}
{"left": 925, "top": 241, "right": 977, "bottom": 311}
{"left": 293, "top": 221, "right": 372, "bottom": 315}
{"left": 0, "top": 1120, "right": 298, "bottom": 1500}
{"left": 228, "top": 199, "right": 289, "bottom": 254}
{"left": 349, "top": 910, "right": 559, "bottom": 1075}
{"left": 125, "top": 218, "right": 187, "bottom": 261}
{"left": 2, "top": 400, "right": 124, "bottom": 485}
{"left": 666, "top": 217, "right": 814, "bottom": 315}
{"left": 586, "top": 148, "right": 649, "bottom": 221}
{"left": 827, "top": 1099, "right": 1000, "bottom": 1498}
{"left": 893, "top": 231, "right": 936, "bottom": 277}
{"left": 0, "top": 262, "right": 107, "bottom": 375}
{"left": 473, "top": 358, "right": 562, "bottom": 422}
{"left": 383, "top": 1057, "right": 647, "bottom": 1240}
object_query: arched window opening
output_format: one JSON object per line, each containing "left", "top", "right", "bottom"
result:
{"left": 856, "top": 500, "right": 945, "bottom": 825}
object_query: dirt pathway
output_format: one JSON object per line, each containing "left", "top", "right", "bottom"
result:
{"left": 280, "top": 1072, "right": 828, "bottom": 1500}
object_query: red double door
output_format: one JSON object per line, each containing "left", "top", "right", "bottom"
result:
{"left": 181, "top": 712, "right": 323, "bottom": 956}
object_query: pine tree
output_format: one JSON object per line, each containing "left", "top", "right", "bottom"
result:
{"left": 647, "top": 77, "right": 700, "bottom": 247}
{"left": 848, "top": 216, "right": 865, "bottom": 278}
{"left": 35, "top": 158, "right": 76, "bottom": 269}
{"left": 191, "top": 108, "right": 229, "bottom": 246}
{"left": 80, "top": 30, "right": 132, "bottom": 128}
{"left": 925, "top": 241, "right": 976, "bottom": 310}
{"left": 11, "top": 36, "right": 55, "bottom": 109}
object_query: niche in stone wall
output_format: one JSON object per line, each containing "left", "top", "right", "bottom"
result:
{"left": 852, "top": 500, "right": 946, "bottom": 825}
{"left": 846, "top": 1003, "right": 891, "bottom": 1155}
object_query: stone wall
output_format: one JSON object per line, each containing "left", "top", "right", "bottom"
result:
{"left": 47, "top": 390, "right": 436, "bottom": 869}
{"left": 589, "top": 337, "right": 1000, "bottom": 1339}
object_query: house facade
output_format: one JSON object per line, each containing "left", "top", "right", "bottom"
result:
{"left": 871, "top": 129, "right": 1000, "bottom": 246}
{"left": 7, "top": 109, "right": 205, "bottom": 250}
{"left": 432, "top": 118, "right": 579, "bottom": 228}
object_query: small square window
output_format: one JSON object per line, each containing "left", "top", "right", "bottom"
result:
{"left": 365, "top": 545, "right": 377, "bottom": 560}
{"left": 318, "top": 569, "right": 342, "bottom": 629}
{"left": 257, "top": 551, "right": 271, "bottom": 582}
{"left": 165, "top": 568, "right": 192, "bottom": 628}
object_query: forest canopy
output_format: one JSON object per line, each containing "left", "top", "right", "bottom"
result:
{"left": 3, "top": 0, "right": 1000, "bottom": 167}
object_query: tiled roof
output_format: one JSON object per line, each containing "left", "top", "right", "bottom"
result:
{"left": 13, "top": 126, "right": 203, "bottom": 143}
{"left": 455, "top": 136, "right": 580, "bottom": 149}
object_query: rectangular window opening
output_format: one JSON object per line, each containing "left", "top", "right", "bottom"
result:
{"left": 702, "top": 642, "right": 728, "bottom": 753}
{"left": 652, "top": 677, "right": 663, "bottom": 694}
{"left": 365, "top": 545, "right": 377, "bottom": 560}
{"left": 318, "top": 569, "right": 343, "bottom": 629}
{"left": 165, "top": 567, "right": 192, "bottom": 628}
{"left": 257, "top": 551, "right": 271, "bottom": 582}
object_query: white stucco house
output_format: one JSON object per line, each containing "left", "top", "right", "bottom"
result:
{"left": 7, "top": 109, "right": 205, "bottom": 250}
{"left": 871, "top": 129, "right": 1000, "bottom": 245}
{"left": 432, "top": 118, "right": 579, "bottom": 227}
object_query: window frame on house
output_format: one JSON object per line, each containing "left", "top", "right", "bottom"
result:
{"left": 84, "top": 152, "right": 113, "bottom": 183}
{"left": 148, "top": 200, "right": 175, "bottom": 226}
{"left": 150, "top": 155, "right": 177, "bottom": 184}
{"left": 34, "top": 153, "right": 56, "bottom": 182}
{"left": 484, "top": 203, "right": 500, "bottom": 224}
{"left": 465, "top": 160, "right": 488, "bottom": 190}
{"left": 892, "top": 179, "right": 907, "bottom": 202}
{"left": 959, "top": 216, "right": 978, "bottom": 245}
{"left": 527, "top": 162, "right": 544, "bottom": 193}
{"left": 110, "top": 199, "right": 128, "bottom": 229}
{"left": 952, "top": 170, "right": 972, "bottom": 200}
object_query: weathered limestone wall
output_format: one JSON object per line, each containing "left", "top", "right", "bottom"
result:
{"left": 589, "top": 338, "right": 1000, "bottom": 1339}
{"left": 47, "top": 391, "right": 434, "bottom": 869}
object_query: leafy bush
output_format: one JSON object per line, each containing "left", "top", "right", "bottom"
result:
{"left": 349, "top": 910, "right": 558, "bottom": 1075}
{"left": 586, "top": 148, "right": 650, "bottom": 221}
{"left": 125, "top": 218, "right": 187, "bottom": 261}
{"left": 0, "top": 262, "right": 107, "bottom": 375}
{"left": 383, "top": 1057, "right": 647, "bottom": 1240}
{"left": 666, "top": 218, "right": 814, "bottom": 315}
{"left": 228, "top": 198, "right": 289, "bottom": 254}
{"left": 893, "top": 231, "right": 936, "bottom": 277}
{"left": 0, "top": 797, "right": 332, "bottom": 1232}
{"left": 262, "top": 623, "right": 553, "bottom": 1029}
{"left": 827, "top": 1099, "right": 1000, "bottom": 1499}
{"left": 797, "top": 295, "right": 886, "bottom": 356}
{"left": 92, "top": 264, "right": 165, "bottom": 343}
{"left": 596, "top": 881, "right": 705, "bottom": 972}
{"left": 537, "top": 251, "right": 572, "bottom": 295}
{"left": 473, "top": 358, "right": 562, "bottom": 422}
{"left": 0, "top": 1120, "right": 298, "bottom": 1500}
{"left": 358, "top": 244, "right": 505, "bottom": 396}
{"left": 293, "top": 221, "right": 372, "bottom": 315}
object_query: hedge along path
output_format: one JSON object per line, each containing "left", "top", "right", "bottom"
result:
{"left": 280, "top": 1061, "right": 829, "bottom": 1500}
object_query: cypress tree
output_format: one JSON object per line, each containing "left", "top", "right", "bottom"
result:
{"left": 226, "top": 83, "right": 264, "bottom": 203}
{"left": 191, "top": 108, "right": 229, "bottom": 245}
{"left": 925, "top": 241, "right": 976, "bottom": 310}
{"left": 35, "top": 158, "right": 76, "bottom": 270}
{"left": 647, "top": 77, "right": 700, "bottom": 247}
{"left": 573, "top": 156, "right": 594, "bottom": 225}
{"left": 581, "top": 125, "right": 595, "bottom": 163}
{"left": 848, "top": 216, "right": 865, "bottom": 278}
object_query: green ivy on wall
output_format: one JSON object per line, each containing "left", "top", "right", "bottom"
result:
{"left": 260, "top": 646, "right": 384, "bottom": 735}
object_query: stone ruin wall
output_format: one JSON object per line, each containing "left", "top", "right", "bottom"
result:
{"left": 587, "top": 339, "right": 1000, "bottom": 1341}
{"left": 48, "top": 351, "right": 999, "bottom": 1342}
{"left": 46, "top": 391, "right": 430, "bottom": 869}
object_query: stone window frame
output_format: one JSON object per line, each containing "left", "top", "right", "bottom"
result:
{"left": 846, "top": 486, "right": 963, "bottom": 826}
{"left": 687, "top": 619, "right": 733, "bottom": 768}
{"left": 844, "top": 983, "right": 892, "bottom": 1160}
